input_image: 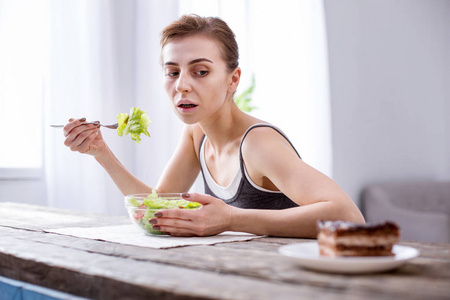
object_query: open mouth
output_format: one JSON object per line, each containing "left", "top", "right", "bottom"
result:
{"left": 178, "top": 104, "right": 198, "bottom": 108}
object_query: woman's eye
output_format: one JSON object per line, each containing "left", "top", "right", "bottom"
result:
{"left": 166, "top": 71, "right": 179, "bottom": 77}
{"left": 195, "top": 70, "right": 208, "bottom": 76}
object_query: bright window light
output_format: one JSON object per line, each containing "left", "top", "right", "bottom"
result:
{"left": 0, "top": 0, "right": 44, "bottom": 169}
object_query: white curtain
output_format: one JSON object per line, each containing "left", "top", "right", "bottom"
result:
{"left": 43, "top": 0, "right": 331, "bottom": 215}
{"left": 249, "top": 0, "right": 332, "bottom": 176}
{"left": 44, "top": 0, "right": 182, "bottom": 215}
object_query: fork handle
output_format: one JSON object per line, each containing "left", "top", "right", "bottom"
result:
{"left": 50, "top": 122, "right": 98, "bottom": 128}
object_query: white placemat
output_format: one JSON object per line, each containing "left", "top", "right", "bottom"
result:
{"left": 45, "top": 224, "right": 263, "bottom": 249}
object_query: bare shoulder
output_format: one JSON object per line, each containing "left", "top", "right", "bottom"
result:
{"left": 241, "top": 125, "right": 300, "bottom": 173}
{"left": 184, "top": 124, "right": 205, "bottom": 158}
{"left": 241, "top": 125, "right": 295, "bottom": 156}
{"left": 240, "top": 125, "right": 302, "bottom": 188}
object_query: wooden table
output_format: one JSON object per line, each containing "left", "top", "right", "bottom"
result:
{"left": 1, "top": 202, "right": 449, "bottom": 300}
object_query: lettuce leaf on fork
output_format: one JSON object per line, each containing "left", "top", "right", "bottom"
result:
{"left": 116, "top": 107, "right": 151, "bottom": 143}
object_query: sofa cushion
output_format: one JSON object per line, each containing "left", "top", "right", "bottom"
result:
{"left": 362, "top": 181, "right": 450, "bottom": 243}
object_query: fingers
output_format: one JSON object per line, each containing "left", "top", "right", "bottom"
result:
{"left": 76, "top": 129, "right": 99, "bottom": 153}
{"left": 64, "top": 126, "right": 99, "bottom": 151}
{"left": 149, "top": 194, "right": 227, "bottom": 237}
{"left": 63, "top": 118, "right": 100, "bottom": 138}
{"left": 150, "top": 208, "right": 207, "bottom": 236}
{"left": 155, "top": 207, "right": 198, "bottom": 220}
{"left": 63, "top": 118, "right": 101, "bottom": 152}
{"left": 151, "top": 216, "right": 192, "bottom": 230}
{"left": 63, "top": 117, "right": 86, "bottom": 137}
{"left": 151, "top": 219, "right": 197, "bottom": 236}
{"left": 182, "top": 192, "right": 214, "bottom": 206}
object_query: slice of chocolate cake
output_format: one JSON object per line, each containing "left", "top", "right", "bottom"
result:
{"left": 316, "top": 220, "right": 400, "bottom": 257}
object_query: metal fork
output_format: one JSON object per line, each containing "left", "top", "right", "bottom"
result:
{"left": 50, "top": 122, "right": 119, "bottom": 129}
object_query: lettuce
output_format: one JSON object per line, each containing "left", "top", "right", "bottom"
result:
{"left": 133, "top": 191, "right": 201, "bottom": 235}
{"left": 116, "top": 107, "right": 151, "bottom": 143}
{"left": 142, "top": 208, "right": 162, "bottom": 234}
{"left": 128, "top": 198, "right": 141, "bottom": 207}
{"left": 142, "top": 193, "right": 201, "bottom": 210}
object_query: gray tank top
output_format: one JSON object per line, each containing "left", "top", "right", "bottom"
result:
{"left": 199, "top": 124, "right": 301, "bottom": 209}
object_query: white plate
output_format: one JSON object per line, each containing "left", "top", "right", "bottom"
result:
{"left": 278, "top": 242, "right": 419, "bottom": 274}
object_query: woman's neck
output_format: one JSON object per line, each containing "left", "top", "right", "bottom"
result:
{"left": 199, "top": 101, "right": 245, "bottom": 150}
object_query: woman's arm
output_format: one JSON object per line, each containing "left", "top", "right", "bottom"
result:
{"left": 234, "top": 127, "right": 365, "bottom": 237}
{"left": 63, "top": 119, "right": 200, "bottom": 196}
{"left": 94, "top": 146, "right": 153, "bottom": 195}
{"left": 155, "top": 124, "right": 202, "bottom": 193}
{"left": 63, "top": 118, "right": 152, "bottom": 195}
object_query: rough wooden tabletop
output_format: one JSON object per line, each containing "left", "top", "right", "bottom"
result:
{"left": 0, "top": 202, "right": 449, "bottom": 300}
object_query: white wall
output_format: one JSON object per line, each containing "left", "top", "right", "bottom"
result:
{"left": 0, "top": 180, "right": 47, "bottom": 206}
{"left": 324, "top": 0, "right": 450, "bottom": 206}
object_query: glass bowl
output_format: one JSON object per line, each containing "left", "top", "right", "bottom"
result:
{"left": 124, "top": 193, "right": 201, "bottom": 235}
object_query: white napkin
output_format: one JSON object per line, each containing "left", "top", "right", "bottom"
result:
{"left": 45, "top": 224, "right": 263, "bottom": 249}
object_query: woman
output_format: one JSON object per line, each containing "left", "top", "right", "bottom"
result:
{"left": 63, "top": 15, "right": 365, "bottom": 237}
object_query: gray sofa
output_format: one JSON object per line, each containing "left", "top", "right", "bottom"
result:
{"left": 362, "top": 181, "right": 450, "bottom": 243}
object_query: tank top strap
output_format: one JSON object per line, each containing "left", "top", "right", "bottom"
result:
{"left": 238, "top": 123, "right": 302, "bottom": 173}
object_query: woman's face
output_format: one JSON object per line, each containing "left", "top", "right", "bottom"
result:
{"left": 162, "top": 35, "right": 238, "bottom": 124}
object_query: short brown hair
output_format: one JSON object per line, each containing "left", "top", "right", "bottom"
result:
{"left": 160, "top": 14, "right": 239, "bottom": 72}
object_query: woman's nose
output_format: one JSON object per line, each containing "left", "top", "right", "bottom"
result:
{"left": 176, "top": 72, "right": 191, "bottom": 93}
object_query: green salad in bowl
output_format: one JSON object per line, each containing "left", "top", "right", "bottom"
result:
{"left": 124, "top": 191, "right": 201, "bottom": 235}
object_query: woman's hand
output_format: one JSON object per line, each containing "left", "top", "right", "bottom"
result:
{"left": 63, "top": 118, "right": 107, "bottom": 157}
{"left": 150, "top": 193, "right": 234, "bottom": 237}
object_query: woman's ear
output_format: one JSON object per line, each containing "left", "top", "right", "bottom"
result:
{"left": 228, "top": 67, "right": 241, "bottom": 93}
